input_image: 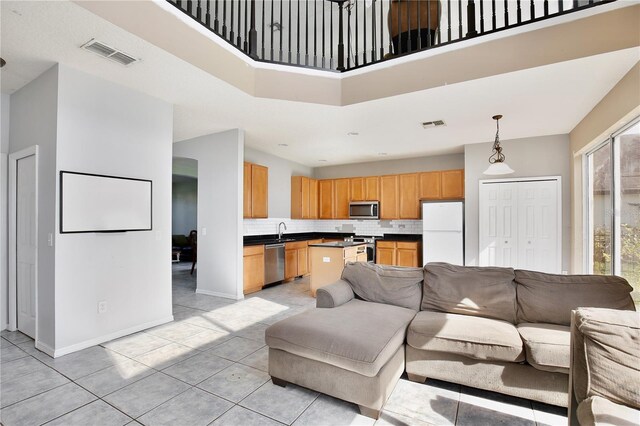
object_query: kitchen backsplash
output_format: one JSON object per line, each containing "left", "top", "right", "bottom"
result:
{"left": 243, "top": 218, "right": 422, "bottom": 236}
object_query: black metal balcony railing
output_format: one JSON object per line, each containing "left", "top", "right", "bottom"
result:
{"left": 167, "top": 0, "right": 614, "bottom": 72}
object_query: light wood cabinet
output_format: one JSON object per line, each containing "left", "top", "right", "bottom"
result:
{"left": 399, "top": 173, "right": 419, "bottom": 219}
{"left": 350, "top": 178, "right": 365, "bottom": 202}
{"left": 319, "top": 180, "right": 334, "bottom": 219}
{"left": 364, "top": 176, "right": 380, "bottom": 200}
{"left": 375, "top": 241, "right": 396, "bottom": 266}
{"left": 285, "top": 248, "right": 297, "bottom": 280}
{"left": 419, "top": 171, "right": 442, "bottom": 200}
{"left": 285, "top": 240, "right": 309, "bottom": 279}
{"left": 243, "top": 163, "right": 252, "bottom": 218}
{"left": 442, "top": 169, "right": 464, "bottom": 199}
{"left": 419, "top": 169, "right": 464, "bottom": 201}
{"left": 396, "top": 242, "right": 420, "bottom": 267}
{"left": 380, "top": 175, "right": 399, "bottom": 220}
{"left": 243, "top": 245, "right": 264, "bottom": 294}
{"left": 244, "top": 162, "right": 268, "bottom": 218}
{"left": 291, "top": 176, "right": 313, "bottom": 219}
{"left": 334, "top": 178, "right": 350, "bottom": 219}
{"left": 376, "top": 241, "right": 422, "bottom": 267}
{"left": 309, "top": 179, "right": 319, "bottom": 219}
{"left": 290, "top": 168, "right": 462, "bottom": 221}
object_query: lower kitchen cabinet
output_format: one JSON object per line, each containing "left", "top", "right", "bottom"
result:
{"left": 285, "top": 240, "right": 309, "bottom": 279}
{"left": 243, "top": 245, "right": 265, "bottom": 294}
{"left": 376, "top": 241, "right": 422, "bottom": 267}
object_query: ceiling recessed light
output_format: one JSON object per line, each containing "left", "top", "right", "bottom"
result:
{"left": 347, "top": 132, "right": 359, "bottom": 136}
{"left": 318, "top": 159, "right": 328, "bottom": 162}
{"left": 278, "top": 143, "right": 288, "bottom": 147}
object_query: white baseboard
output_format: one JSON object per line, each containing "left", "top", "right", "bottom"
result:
{"left": 51, "top": 315, "right": 174, "bottom": 358}
{"left": 35, "top": 341, "right": 56, "bottom": 357}
{"left": 195, "top": 288, "right": 241, "bottom": 300}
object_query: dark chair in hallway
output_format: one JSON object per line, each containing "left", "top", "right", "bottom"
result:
{"left": 188, "top": 230, "right": 197, "bottom": 275}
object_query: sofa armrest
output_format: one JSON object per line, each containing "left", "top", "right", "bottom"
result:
{"left": 570, "top": 307, "right": 640, "bottom": 421}
{"left": 316, "top": 280, "right": 354, "bottom": 308}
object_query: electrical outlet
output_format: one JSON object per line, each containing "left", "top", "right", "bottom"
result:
{"left": 98, "top": 301, "right": 107, "bottom": 314}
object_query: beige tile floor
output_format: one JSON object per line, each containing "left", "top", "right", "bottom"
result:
{"left": 0, "top": 263, "right": 568, "bottom": 425}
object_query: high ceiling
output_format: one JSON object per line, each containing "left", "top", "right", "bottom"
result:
{"left": 1, "top": 1, "right": 638, "bottom": 166}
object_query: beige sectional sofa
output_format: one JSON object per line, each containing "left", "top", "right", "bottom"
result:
{"left": 569, "top": 307, "right": 640, "bottom": 425}
{"left": 265, "top": 262, "right": 636, "bottom": 419}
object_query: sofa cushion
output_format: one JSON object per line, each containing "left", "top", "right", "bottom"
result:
{"left": 515, "top": 270, "right": 634, "bottom": 326}
{"left": 407, "top": 311, "right": 525, "bottom": 362}
{"left": 517, "top": 323, "right": 570, "bottom": 374}
{"left": 572, "top": 308, "right": 640, "bottom": 410}
{"left": 265, "top": 299, "right": 416, "bottom": 377}
{"left": 342, "top": 262, "right": 423, "bottom": 311}
{"left": 422, "top": 262, "right": 517, "bottom": 323}
{"left": 577, "top": 396, "right": 640, "bottom": 426}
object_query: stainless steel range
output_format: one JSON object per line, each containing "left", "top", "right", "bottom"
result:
{"left": 344, "top": 236, "right": 379, "bottom": 263}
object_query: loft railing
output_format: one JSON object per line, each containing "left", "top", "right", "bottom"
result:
{"left": 167, "top": 0, "right": 615, "bottom": 72}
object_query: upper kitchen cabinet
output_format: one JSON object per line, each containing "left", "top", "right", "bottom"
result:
{"left": 319, "top": 179, "right": 334, "bottom": 219}
{"left": 419, "top": 171, "right": 442, "bottom": 200}
{"left": 441, "top": 169, "right": 465, "bottom": 199}
{"left": 419, "top": 169, "right": 464, "bottom": 201}
{"left": 243, "top": 162, "right": 252, "bottom": 218}
{"left": 291, "top": 176, "right": 319, "bottom": 219}
{"left": 380, "top": 175, "right": 399, "bottom": 219}
{"left": 244, "top": 162, "right": 268, "bottom": 218}
{"left": 399, "top": 173, "right": 419, "bottom": 219}
{"left": 334, "top": 178, "right": 350, "bottom": 219}
{"left": 309, "top": 178, "right": 319, "bottom": 219}
{"left": 291, "top": 176, "right": 310, "bottom": 219}
{"left": 364, "top": 176, "right": 380, "bottom": 200}
{"left": 350, "top": 178, "right": 364, "bottom": 201}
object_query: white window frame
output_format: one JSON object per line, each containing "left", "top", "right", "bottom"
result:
{"left": 584, "top": 116, "right": 639, "bottom": 276}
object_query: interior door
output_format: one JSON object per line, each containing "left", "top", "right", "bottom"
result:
{"left": 479, "top": 182, "right": 518, "bottom": 268}
{"left": 16, "top": 155, "right": 37, "bottom": 338}
{"left": 517, "top": 181, "right": 559, "bottom": 273}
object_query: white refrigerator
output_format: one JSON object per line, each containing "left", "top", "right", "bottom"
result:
{"left": 422, "top": 201, "right": 464, "bottom": 266}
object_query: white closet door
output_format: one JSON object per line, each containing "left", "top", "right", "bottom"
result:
{"left": 479, "top": 178, "right": 561, "bottom": 273}
{"left": 517, "top": 181, "right": 559, "bottom": 273}
{"left": 17, "top": 155, "right": 37, "bottom": 338}
{"left": 479, "top": 182, "right": 518, "bottom": 268}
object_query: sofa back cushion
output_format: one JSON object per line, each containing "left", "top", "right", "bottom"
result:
{"left": 422, "top": 262, "right": 517, "bottom": 323}
{"left": 515, "top": 270, "right": 635, "bottom": 326}
{"left": 341, "top": 262, "right": 423, "bottom": 311}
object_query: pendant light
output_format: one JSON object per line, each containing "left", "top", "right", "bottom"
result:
{"left": 483, "top": 114, "right": 514, "bottom": 175}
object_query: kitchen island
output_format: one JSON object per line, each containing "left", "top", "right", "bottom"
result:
{"left": 309, "top": 241, "right": 368, "bottom": 296}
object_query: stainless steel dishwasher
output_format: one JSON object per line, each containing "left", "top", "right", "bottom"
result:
{"left": 264, "top": 243, "right": 285, "bottom": 285}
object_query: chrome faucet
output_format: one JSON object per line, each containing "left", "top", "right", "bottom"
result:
{"left": 278, "top": 222, "right": 287, "bottom": 239}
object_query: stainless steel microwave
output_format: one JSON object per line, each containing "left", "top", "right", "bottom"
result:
{"left": 349, "top": 201, "right": 379, "bottom": 219}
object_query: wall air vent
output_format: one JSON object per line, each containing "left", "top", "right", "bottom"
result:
{"left": 81, "top": 39, "right": 139, "bottom": 66}
{"left": 422, "top": 120, "right": 446, "bottom": 128}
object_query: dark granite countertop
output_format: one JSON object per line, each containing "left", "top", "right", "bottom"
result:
{"left": 378, "top": 233, "right": 422, "bottom": 242}
{"left": 308, "top": 241, "right": 367, "bottom": 248}
{"left": 243, "top": 232, "right": 354, "bottom": 246}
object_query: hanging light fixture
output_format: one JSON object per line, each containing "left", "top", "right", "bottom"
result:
{"left": 483, "top": 114, "right": 514, "bottom": 175}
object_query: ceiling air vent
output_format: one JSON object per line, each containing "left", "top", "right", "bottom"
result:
{"left": 422, "top": 120, "right": 446, "bottom": 128}
{"left": 81, "top": 39, "right": 139, "bottom": 66}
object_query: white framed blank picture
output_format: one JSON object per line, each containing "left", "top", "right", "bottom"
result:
{"left": 60, "top": 171, "right": 152, "bottom": 233}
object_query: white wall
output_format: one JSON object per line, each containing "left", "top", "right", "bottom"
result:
{"left": 464, "top": 135, "right": 571, "bottom": 271}
{"left": 1, "top": 93, "right": 10, "bottom": 330}
{"left": 172, "top": 177, "right": 198, "bottom": 236}
{"left": 314, "top": 153, "right": 465, "bottom": 179}
{"left": 174, "top": 130, "right": 244, "bottom": 299}
{"left": 8, "top": 66, "right": 59, "bottom": 351}
{"left": 244, "top": 147, "right": 313, "bottom": 218}
{"left": 52, "top": 65, "right": 173, "bottom": 354}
